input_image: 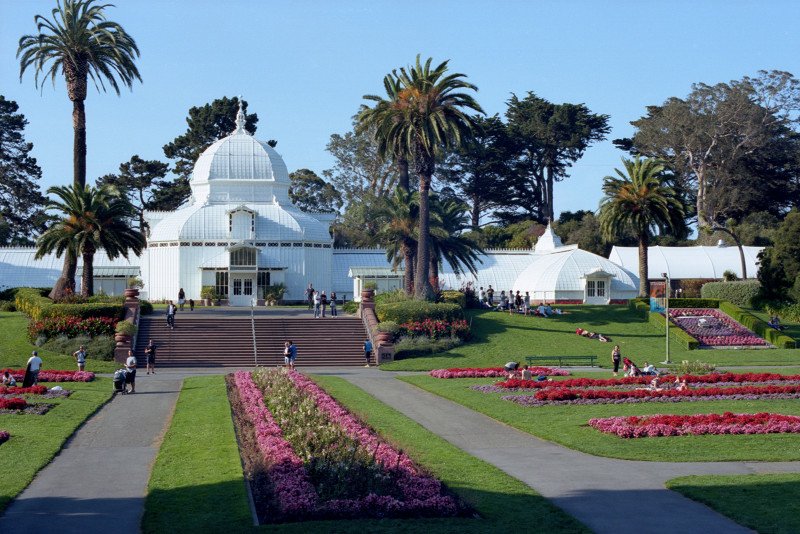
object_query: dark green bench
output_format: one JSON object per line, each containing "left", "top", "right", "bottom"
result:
{"left": 525, "top": 355, "right": 597, "bottom": 367}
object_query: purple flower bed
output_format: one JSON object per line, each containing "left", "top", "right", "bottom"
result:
{"left": 0, "top": 402, "right": 54, "bottom": 415}
{"left": 669, "top": 308, "right": 767, "bottom": 346}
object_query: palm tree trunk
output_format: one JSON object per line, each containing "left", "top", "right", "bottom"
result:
{"left": 49, "top": 255, "right": 77, "bottom": 300}
{"left": 397, "top": 156, "right": 409, "bottom": 192}
{"left": 81, "top": 245, "right": 96, "bottom": 297}
{"left": 545, "top": 165, "right": 555, "bottom": 222}
{"left": 429, "top": 254, "right": 439, "bottom": 291}
{"left": 415, "top": 173, "right": 435, "bottom": 300}
{"left": 403, "top": 242, "right": 414, "bottom": 295}
{"left": 73, "top": 99, "right": 87, "bottom": 188}
{"left": 638, "top": 233, "right": 650, "bottom": 298}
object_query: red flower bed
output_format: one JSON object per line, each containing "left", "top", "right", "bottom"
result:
{"left": 0, "top": 398, "right": 27, "bottom": 410}
{"left": 0, "top": 386, "right": 47, "bottom": 395}
{"left": 534, "top": 384, "right": 800, "bottom": 402}
{"left": 430, "top": 366, "right": 570, "bottom": 379}
{"left": 2, "top": 369, "right": 95, "bottom": 383}
{"left": 27, "top": 315, "right": 118, "bottom": 342}
{"left": 400, "top": 319, "right": 471, "bottom": 340}
{"left": 495, "top": 372, "right": 800, "bottom": 390}
{"left": 591, "top": 412, "right": 800, "bottom": 438}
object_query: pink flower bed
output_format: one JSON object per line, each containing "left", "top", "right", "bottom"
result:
{"left": 495, "top": 372, "right": 800, "bottom": 390}
{"left": 0, "top": 430, "right": 9, "bottom": 445}
{"left": 429, "top": 366, "right": 570, "bottom": 379}
{"left": 235, "top": 370, "right": 459, "bottom": 521}
{"left": 2, "top": 369, "right": 95, "bottom": 383}
{"left": 590, "top": 412, "right": 800, "bottom": 438}
{"left": 669, "top": 308, "right": 767, "bottom": 346}
{"left": 233, "top": 370, "right": 317, "bottom": 516}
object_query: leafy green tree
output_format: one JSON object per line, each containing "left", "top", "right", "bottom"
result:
{"left": 288, "top": 169, "right": 343, "bottom": 213}
{"left": 18, "top": 0, "right": 141, "bottom": 299}
{"left": 162, "top": 96, "right": 259, "bottom": 205}
{"left": 0, "top": 95, "right": 47, "bottom": 244}
{"left": 629, "top": 70, "right": 800, "bottom": 229}
{"left": 599, "top": 157, "right": 688, "bottom": 297}
{"left": 505, "top": 93, "right": 610, "bottom": 222}
{"left": 331, "top": 191, "right": 385, "bottom": 248}
{"left": 436, "top": 114, "right": 513, "bottom": 229}
{"left": 377, "top": 55, "right": 483, "bottom": 300}
{"left": 374, "top": 187, "right": 419, "bottom": 295}
{"left": 429, "top": 196, "right": 484, "bottom": 281}
{"left": 36, "top": 183, "right": 145, "bottom": 297}
{"left": 97, "top": 155, "right": 170, "bottom": 231}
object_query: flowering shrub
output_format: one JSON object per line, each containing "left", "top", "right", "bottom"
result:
{"left": 429, "top": 366, "right": 571, "bottom": 379}
{"left": 669, "top": 308, "right": 767, "bottom": 346}
{"left": 27, "top": 315, "right": 118, "bottom": 342}
{"left": 399, "top": 318, "right": 471, "bottom": 340}
{"left": 2, "top": 369, "right": 95, "bottom": 383}
{"left": 0, "top": 398, "right": 27, "bottom": 410}
{"left": 0, "top": 430, "right": 8, "bottom": 444}
{"left": 236, "top": 369, "right": 460, "bottom": 521}
{"left": 590, "top": 412, "right": 800, "bottom": 438}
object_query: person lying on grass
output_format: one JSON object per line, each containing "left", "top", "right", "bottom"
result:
{"left": 576, "top": 328, "right": 609, "bottom": 342}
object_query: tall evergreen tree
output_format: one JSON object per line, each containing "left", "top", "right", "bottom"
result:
{"left": 0, "top": 95, "right": 47, "bottom": 244}
{"left": 97, "top": 155, "right": 170, "bottom": 231}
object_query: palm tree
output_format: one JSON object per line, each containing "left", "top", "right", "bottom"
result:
{"left": 428, "top": 196, "right": 484, "bottom": 283}
{"left": 36, "top": 184, "right": 145, "bottom": 297}
{"left": 358, "top": 73, "right": 411, "bottom": 192}
{"left": 384, "top": 55, "right": 483, "bottom": 300}
{"left": 18, "top": 0, "right": 141, "bottom": 299}
{"left": 598, "top": 157, "right": 688, "bottom": 297}
{"left": 375, "top": 187, "right": 419, "bottom": 295}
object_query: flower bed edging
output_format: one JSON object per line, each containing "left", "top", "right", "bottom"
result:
{"left": 429, "top": 366, "right": 570, "bottom": 379}
{"left": 590, "top": 412, "right": 800, "bottom": 438}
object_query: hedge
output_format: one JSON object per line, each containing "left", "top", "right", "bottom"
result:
{"left": 719, "top": 301, "right": 797, "bottom": 349}
{"left": 648, "top": 311, "right": 699, "bottom": 350}
{"left": 440, "top": 290, "right": 466, "bottom": 309}
{"left": 701, "top": 280, "right": 760, "bottom": 307}
{"left": 375, "top": 300, "right": 464, "bottom": 324}
{"left": 140, "top": 300, "right": 154, "bottom": 315}
{"left": 343, "top": 300, "right": 359, "bottom": 314}
{"left": 14, "top": 288, "right": 124, "bottom": 321}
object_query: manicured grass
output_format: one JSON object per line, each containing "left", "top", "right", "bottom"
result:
{"left": 0, "top": 311, "right": 121, "bottom": 373}
{"left": 398, "top": 371, "right": 800, "bottom": 462}
{"left": 0, "top": 379, "right": 112, "bottom": 512}
{"left": 666, "top": 473, "right": 800, "bottom": 534}
{"left": 143, "top": 373, "right": 589, "bottom": 533}
{"left": 143, "top": 376, "right": 252, "bottom": 533}
{"left": 380, "top": 307, "right": 800, "bottom": 372}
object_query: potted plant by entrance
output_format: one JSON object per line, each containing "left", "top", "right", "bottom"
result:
{"left": 125, "top": 277, "right": 143, "bottom": 300}
{"left": 264, "top": 283, "right": 287, "bottom": 306}
{"left": 200, "top": 286, "right": 215, "bottom": 307}
{"left": 361, "top": 281, "right": 377, "bottom": 301}
{"left": 114, "top": 320, "right": 137, "bottom": 345}
{"left": 373, "top": 321, "right": 398, "bottom": 345}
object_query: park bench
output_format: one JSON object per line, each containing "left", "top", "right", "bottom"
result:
{"left": 525, "top": 355, "right": 596, "bottom": 367}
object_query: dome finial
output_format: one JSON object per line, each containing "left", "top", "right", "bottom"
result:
{"left": 234, "top": 96, "right": 247, "bottom": 134}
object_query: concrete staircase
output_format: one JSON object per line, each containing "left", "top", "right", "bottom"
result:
{"left": 134, "top": 313, "right": 369, "bottom": 367}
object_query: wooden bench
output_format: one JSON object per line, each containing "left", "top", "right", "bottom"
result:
{"left": 525, "top": 355, "right": 597, "bottom": 367}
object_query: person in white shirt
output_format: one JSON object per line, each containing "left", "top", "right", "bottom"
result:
{"left": 27, "top": 351, "right": 43, "bottom": 386}
{"left": 125, "top": 350, "right": 137, "bottom": 393}
{"left": 73, "top": 345, "right": 86, "bottom": 371}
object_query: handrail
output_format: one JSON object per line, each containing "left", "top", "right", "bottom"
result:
{"left": 251, "top": 298, "right": 258, "bottom": 367}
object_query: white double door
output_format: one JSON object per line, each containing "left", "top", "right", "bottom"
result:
{"left": 230, "top": 274, "right": 256, "bottom": 306}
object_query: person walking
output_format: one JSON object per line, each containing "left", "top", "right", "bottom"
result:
{"left": 25, "top": 351, "right": 43, "bottom": 387}
{"left": 320, "top": 291, "right": 328, "bottom": 318}
{"left": 363, "top": 338, "right": 372, "bottom": 367}
{"left": 178, "top": 288, "right": 186, "bottom": 311}
{"left": 487, "top": 285, "right": 494, "bottom": 307}
{"left": 478, "top": 287, "right": 486, "bottom": 308}
{"left": 524, "top": 292, "right": 531, "bottom": 316}
{"left": 289, "top": 341, "right": 297, "bottom": 370}
{"left": 611, "top": 345, "right": 622, "bottom": 377}
{"left": 313, "top": 291, "right": 321, "bottom": 318}
{"left": 125, "top": 349, "right": 137, "bottom": 393}
{"left": 330, "top": 292, "right": 338, "bottom": 317}
{"left": 304, "top": 284, "right": 314, "bottom": 311}
{"left": 166, "top": 300, "right": 176, "bottom": 329}
{"left": 73, "top": 345, "right": 86, "bottom": 371}
{"left": 145, "top": 339, "right": 157, "bottom": 375}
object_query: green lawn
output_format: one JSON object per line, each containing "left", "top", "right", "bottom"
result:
{"left": 380, "top": 306, "right": 800, "bottom": 371}
{"left": 666, "top": 473, "right": 800, "bottom": 534}
{"left": 143, "top": 374, "right": 589, "bottom": 534}
{"left": 0, "top": 378, "right": 112, "bottom": 512}
{"left": 399, "top": 370, "right": 800, "bottom": 462}
{"left": 0, "top": 311, "right": 122, "bottom": 373}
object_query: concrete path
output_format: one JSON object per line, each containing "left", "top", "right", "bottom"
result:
{"left": 3, "top": 365, "right": 800, "bottom": 534}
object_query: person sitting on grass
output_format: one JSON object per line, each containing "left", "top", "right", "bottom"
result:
{"left": 538, "top": 303, "right": 548, "bottom": 317}
{"left": 2, "top": 371, "right": 16, "bottom": 386}
{"left": 675, "top": 378, "right": 690, "bottom": 391}
{"left": 504, "top": 361, "right": 520, "bottom": 379}
{"left": 768, "top": 315, "right": 785, "bottom": 331}
{"left": 520, "top": 365, "right": 532, "bottom": 381}
{"left": 497, "top": 291, "right": 508, "bottom": 311}
{"left": 544, "top": 303, "right": 553, "bottom": 316}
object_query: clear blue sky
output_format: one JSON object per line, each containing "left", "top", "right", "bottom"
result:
{"left": 2, "top": 0, "right": 798, "bottom": 219}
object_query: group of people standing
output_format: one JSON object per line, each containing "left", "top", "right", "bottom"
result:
{"left": 304, "top": 284, "right": 337, "bottom": 318}
{"left": 477, "top": 286, "right": 560, "bottom": 317}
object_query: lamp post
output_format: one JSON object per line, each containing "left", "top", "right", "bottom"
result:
{"left": 661, "top": 272, "right": 672, "bottom": 365}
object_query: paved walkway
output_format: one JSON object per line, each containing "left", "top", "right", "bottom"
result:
{"left": 4, "top": 366, "right": 800, "bottom": 533}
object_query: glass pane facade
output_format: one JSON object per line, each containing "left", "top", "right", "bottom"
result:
{"left": 230, "top": 248, "right": 256, "bottom": 266}
{"left": 215, "top": 271, "right": 229, "bottom": 297}
{"left": 257, "top": 271, "right": 270, "bottom": 299}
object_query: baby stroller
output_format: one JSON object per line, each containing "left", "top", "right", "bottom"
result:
{"left": 622, "top": 358, "right": 642, "bottom": 377}
{"left": 113, "top": 369, "right": 129, "bottom": 395}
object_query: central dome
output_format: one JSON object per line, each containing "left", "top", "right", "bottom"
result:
{"left": 189, "top": 102, "right": 291, "bottom": 204}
